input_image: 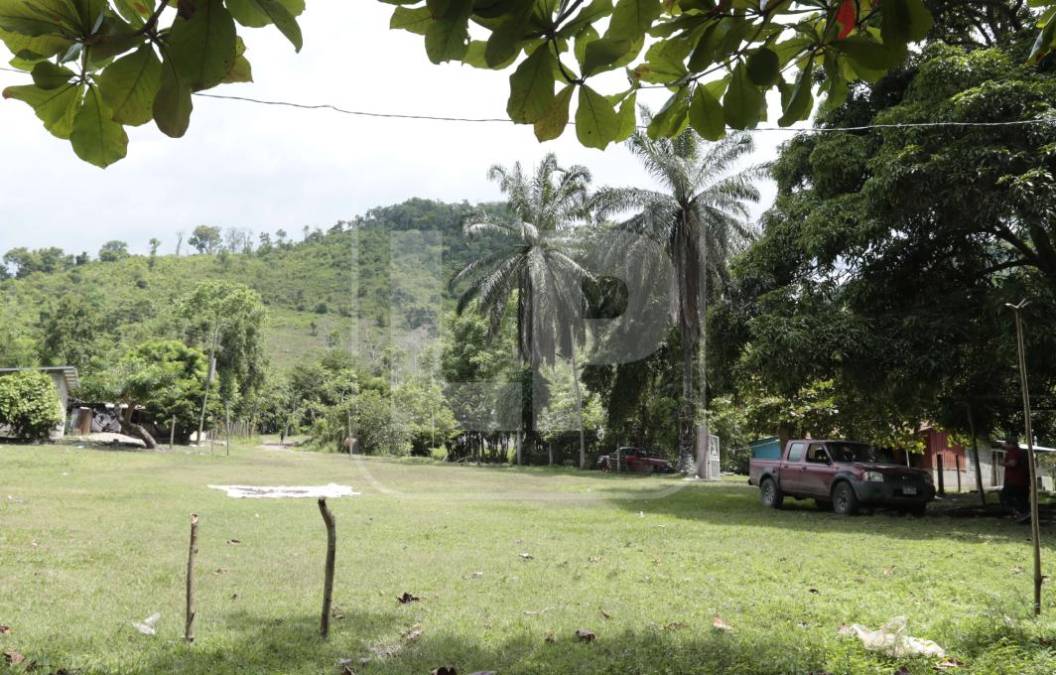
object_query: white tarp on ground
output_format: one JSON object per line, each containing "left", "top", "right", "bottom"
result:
{"left": 208, "top": 483, "right": 359, "bottom": 499}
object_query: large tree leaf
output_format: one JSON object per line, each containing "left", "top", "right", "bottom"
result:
{"left": 647, "top": 85, "right": 690, "bottom": 139}
{"left": 224, "top": 36, "right": 253, "bottom": 83}
{"left": 3, "top": 81, "right": 82, "bottom": 138}
{"left": 689, "top": 85, "right": 725, "bottom": 140}
{"left": 167, "top": 0, "right": 237, "bottom": 91}
{"left": 613, "top": 91, "right": 637, "bottom": 142}
{"left": 0, "top": 27, "right": 73, "bottom": 59}
{"left": 506, "top": 45, "right": 556, "bottom": 124}
{"left": 746, "top": 47, "right": 779, "bottom": 87}
{"left": 723, "top": 62, "right": 764, "bottom": 129}
{"left": 31, "top": 61, "right": 75, "bottom": 89}
{"left": 0, "top": 0, "right": 81, "bottom": 38}
{"left": 97, "top": 44, "right": 162, "bottom": 126}
{"left": 534, "top": 83, "right": 574, "bottom": 141}
{"left": 226, "top": 0, "right": 302, "bottom": 51}
{"left": 575, "top": 84, "right": 618, "bottom": 149}
{"left": 390, "top": 5, "right": 431, "bottom": 35}
{"left": 153, "top": 55, "right": 193, "bottom": 138}
{"left": 777, "top": 56, "right": 814, "bottom": 127}
{"left": 71, "top": 83, "right": 128, "bottom": 168}
{"left": 606, "top": 0, "right": 661, "bottom": 41}
{"left": 425, "top": 17, "right": 469, "bottom": 63}
{"left": 580, "top": 36, "right": 632, "bottom": 77}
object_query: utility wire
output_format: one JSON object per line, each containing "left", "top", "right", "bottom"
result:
{"left": 1, "top": 65, "right": 1053, "bottom": 133}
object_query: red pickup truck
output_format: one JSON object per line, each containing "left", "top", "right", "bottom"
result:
{"left": 749, "top": 440, "right": 935, "bottom": 515}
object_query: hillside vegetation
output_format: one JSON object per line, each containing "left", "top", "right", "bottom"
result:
{"left": 0, "top": 199, "right": 505, "bottom": 375}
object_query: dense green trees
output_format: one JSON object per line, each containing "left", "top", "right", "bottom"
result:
{"left": 83, "top": 339, "right": 213, "bottom": 445}
{"left": 386, "top": 1, "right": 1056, "bottom": 150}
{"left": 0, "top": 370, "right": 63, "bottom": 440}
{"left": 452, "top": 154, "right": 593, "bottom": 462}
{"left": 723, "top": 22, "right": 1056, "bottom": 447}
{"left": 5, "top": 3, "right": 1054, "bottom": 165}
{"left": 594, "top": 128, "right": 760, "bottom": 473}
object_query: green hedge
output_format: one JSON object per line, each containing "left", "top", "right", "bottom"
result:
{"left": 0, "top": 371, "right": 62, "bottom": 441}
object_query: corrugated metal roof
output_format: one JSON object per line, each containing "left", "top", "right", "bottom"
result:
{"left": 0, "top": 366, "right": 79, "bottom": 390}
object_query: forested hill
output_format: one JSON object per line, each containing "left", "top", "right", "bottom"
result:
{"left": 0, "top": 198, "right": 509, "bottom": 376}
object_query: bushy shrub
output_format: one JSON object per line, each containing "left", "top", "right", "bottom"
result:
{"left": 0, "top": 371, "right": 62, "bottom": 440}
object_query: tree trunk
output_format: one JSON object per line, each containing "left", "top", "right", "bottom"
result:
{"left": 197, "top": 329, "right": 218, "bottom": 445}
{"left": 569, "top": 329, "right": 587, "bottom": 470}
{"left": 967, "top": 404, "right": 986, "bottom": 506}
{"left": 673, "top": 213, "right": 700, "bottom": 474}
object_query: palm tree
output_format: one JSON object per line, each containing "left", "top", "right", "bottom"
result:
{"left": 452, "top": 154, "right": 592, "bottom": 464}
{"left": 593, "top": 126, "right": 760, "bottom": 476}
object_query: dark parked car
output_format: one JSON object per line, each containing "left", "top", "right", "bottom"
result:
{"left": 749, "top": 440, "right": 935, "bottom": 515}
{"left": 597, "top": 447, "right": 675, "bottom": 474}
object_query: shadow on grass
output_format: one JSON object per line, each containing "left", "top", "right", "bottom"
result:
{"left": 603, "top": 482, "right": 1056, "bottom": 546}
{"left": 131, "top": 608, "right": 1056, "bottom": 674}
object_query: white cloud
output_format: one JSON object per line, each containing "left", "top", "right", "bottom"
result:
{"left": 0, "top": 3, "right": 782, "bottom": 257}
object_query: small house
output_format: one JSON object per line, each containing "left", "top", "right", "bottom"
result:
{"left": 0, "top": 366, "right": 80, "bottom": 439}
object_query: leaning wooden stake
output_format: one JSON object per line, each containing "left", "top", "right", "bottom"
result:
{"left": 185, "top": 513, "right": 199, "bottom": 642}
{"left": 318, "top": 498, "right": 337, "bottom": 638}
{"left": 1009, "top": 300, "right": 1044, "bottom": 616}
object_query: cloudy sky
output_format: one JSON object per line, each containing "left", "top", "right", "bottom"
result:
{"left": 0, "top": 2, "right": 785, "bottom": 257}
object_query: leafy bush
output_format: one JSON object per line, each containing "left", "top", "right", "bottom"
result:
{"left": 0, "top": 371, "right": 62, "bottom": 440}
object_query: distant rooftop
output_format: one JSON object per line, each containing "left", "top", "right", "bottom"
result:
{"left": 0, "top": 366, "right": 80, "bottom": 390}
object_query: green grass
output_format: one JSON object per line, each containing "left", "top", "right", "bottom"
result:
{"left": 2, "top": 444, "right": 1056, "bottom": 674}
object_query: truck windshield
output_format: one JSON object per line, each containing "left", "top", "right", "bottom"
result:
{"left": 828, "top": 443, "right": 896, "bottom": 464}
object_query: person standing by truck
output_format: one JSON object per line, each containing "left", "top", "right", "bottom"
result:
{"left": 1001, "top": 440, "right": 1030, "bottom": 519}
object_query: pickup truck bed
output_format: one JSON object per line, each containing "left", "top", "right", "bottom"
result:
{"left": 749, "top": 439, "right": 935, "bottom": 515}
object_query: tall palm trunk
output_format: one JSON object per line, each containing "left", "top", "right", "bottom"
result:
{"left": 569, "top": 325, "right": 586, "bottom": 469}
{"left": 674, "top": 214, "right": 701, "bottom": 473}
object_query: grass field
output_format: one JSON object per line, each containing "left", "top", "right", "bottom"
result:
{"left": 2, "top": 443, "right": 1056, "bottom": 674}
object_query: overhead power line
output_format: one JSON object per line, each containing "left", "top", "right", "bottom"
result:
{"left": 1, "top": 65, "right": 1053, "bottom": 134}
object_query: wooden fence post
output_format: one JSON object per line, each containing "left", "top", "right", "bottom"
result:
{"left": 936, "top": 454, "right": 945, "bottom": 497}
{"left": 318, "top": 498, "right": 337, "bottom": 639}
{"left": 169, "top": 416, "right": 176, "bottom": 450}
{"left": 185, "top": 514, "right": 199, "bottom": 643}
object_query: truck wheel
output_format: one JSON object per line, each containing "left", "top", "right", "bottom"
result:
{"left": 908, "top": 503, "right": 926, "bottom": 518}
{"left": 832, "top": 482, "right": 859, "bottom": 516}
{"left": 760, "top": 477, "right": 784, "bottom": 509}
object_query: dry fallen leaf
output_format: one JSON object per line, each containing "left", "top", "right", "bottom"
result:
{"left": 227, "top": 539, "right": 241, "bottom": 545}
{"left": 3, "top": 649, "right": 25, "bottom": 665}
{"left": 331, "top": 606, "right": 346, "bottom": 620}
{"left": 397, "top": 592, "right": 420, "bottom": 605}
{"left": 575, "top": 628, "right": 596, "bottom": 642}
{"left": 544, "top": 631, "right": 556, "bottom": 644}
{"left": 808, "top": 588, "right": 820, "bottom": 594}
{"left": 403, "top": 624, "right": 423, "bottom": 642}
{"left": 712, "top": 615, "right": 733, "bottom": 632}
{"left": 0, "top": 625, "right": 10, "bottom": 635}
{"left": 664, "top": 622, "right": 687, "bottom": 631}
{"left": 882, "top": 567, "right": 895, "bottom": 576}
{"left": 600, "top": 609, "right": 612, "bottom": 620}
{"left": 519, "top": 553, "right": 534, "bottom": 561}
{"left": 936, "top": 659, "right": 965, "bottom": 669}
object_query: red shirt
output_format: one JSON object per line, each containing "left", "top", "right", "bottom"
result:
{"left": 1004, "top": 447, "right": 1030, "bottom": 488}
